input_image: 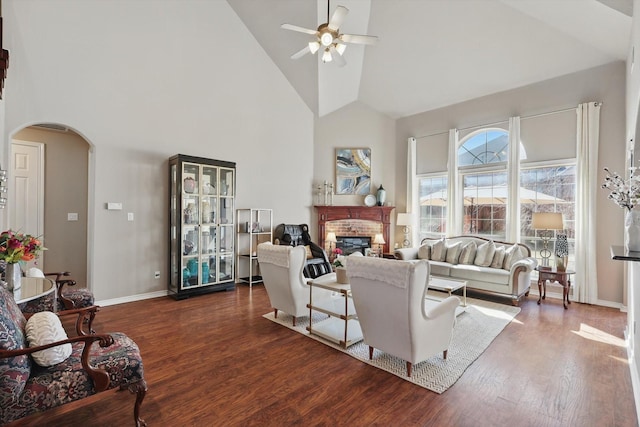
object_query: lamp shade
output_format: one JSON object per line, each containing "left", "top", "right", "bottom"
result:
{"left": 373, "top": 233, "right": 385, "bottom": 245}
{"left": 326, "top": 232, "right": 337, "bottom": 243}
{"left": 532, "top": 212, "right": 564, "bottom": 230}
{"left": 397, "top": 213, "right": 413, "bottom": 227}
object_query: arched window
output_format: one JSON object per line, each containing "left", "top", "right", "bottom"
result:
{"left": 458, "top": 129, "right": 509, "bottom": 166}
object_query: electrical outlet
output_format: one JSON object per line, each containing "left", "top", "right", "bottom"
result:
{"left": 154, "top": 271, "right": 160, "bottom": 279}
{"left": 128, "top": 212, "right": 134, "bottom": 221}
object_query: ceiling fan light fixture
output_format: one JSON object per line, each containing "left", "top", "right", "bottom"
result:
{"left": 322, "top": 48, "right": 333, "bottom": 63}
{"left": 335, "top": 43, "right": 347, "bottom": 56}
{"left": 308, "top": 41, "right": 320, "bottom": 54}
{"left": 320, "top": 31, "right": 333, "bottom": 47}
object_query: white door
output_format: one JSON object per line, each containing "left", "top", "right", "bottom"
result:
{"left": 10, "top": 140, "right": 45, "bottom": 270}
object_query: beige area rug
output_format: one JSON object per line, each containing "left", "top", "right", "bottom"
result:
{"left": 263, "top": 294, "right": 520, "bottom": 394}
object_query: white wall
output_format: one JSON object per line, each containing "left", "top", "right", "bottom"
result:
{"left": 3, "top": 0, "right": 314, "bottom": 300}
{"left": 314, "top": 101, "right": 397, "bottom": 244}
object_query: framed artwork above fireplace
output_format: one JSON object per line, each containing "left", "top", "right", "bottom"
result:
{"left": 335, "top": 148, "right": 371, "bottom": 195}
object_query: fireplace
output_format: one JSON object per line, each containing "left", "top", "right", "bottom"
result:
{"left": 315, "top": 205, "right": 395, "bottom": 254}
{"left": 337, "top": 236, "right": 371, "bottom": 255}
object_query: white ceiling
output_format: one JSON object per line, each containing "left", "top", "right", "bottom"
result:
{"left": 227, "top": 0, "right": 632, "bottom": 119}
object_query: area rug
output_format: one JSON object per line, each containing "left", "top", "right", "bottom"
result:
{"left": 262, "top": 295, "right": 520, "bottom": 394}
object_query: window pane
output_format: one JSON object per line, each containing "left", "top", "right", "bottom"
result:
{"left": 458, "top": 130, "right": 509, "bottom": 166}
{"left": 418, "top": 176, "right": 447, "bottom": 239}
{"left": 462, "top": 172, "right": 508, "bottom": 239}
{"left": 521, "top": 165, "right": 576, "bottom": 269}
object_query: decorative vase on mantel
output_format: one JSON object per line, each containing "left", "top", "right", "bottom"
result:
{"left": 376, "top": 185, "right": 386, "bottom": 206}
{"left": 5, "top": 262, "right": 22, "bottom": 292}
{"left": 626, "top": 209, "right": 640, "bottom": 252}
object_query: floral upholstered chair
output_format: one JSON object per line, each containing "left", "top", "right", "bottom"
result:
{"left": 18, "top": 268, "right": 95, "bottom": 313}
{"left": 0, "top": 285, "right": 147, "bottom": 425}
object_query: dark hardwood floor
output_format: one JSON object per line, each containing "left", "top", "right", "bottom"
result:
{"left": 12, "top": 285, "right": 638, "bottom": 427}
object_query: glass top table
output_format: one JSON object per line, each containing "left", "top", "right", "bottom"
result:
{"left": 13, "top": 277, "right": 56, "bottom": 307}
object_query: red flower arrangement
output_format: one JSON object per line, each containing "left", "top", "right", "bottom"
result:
{"left": 0, "top": 230, "right": 46, "bottom": 263}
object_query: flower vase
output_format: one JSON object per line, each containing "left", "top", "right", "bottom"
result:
{"left": 626, "top": 210, "right": 640, "bottom": 252}
{"left": 5, "top": 263, "right": 22, "bottom": 292}
{"left": 336, "top": 267, "right": 348, "bottom": 284}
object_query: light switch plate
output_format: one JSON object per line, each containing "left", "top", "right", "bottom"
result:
{"left": 107, "top": 202, "right": 122, "bottom": 210}
{"left": 67, "top": 213, "right": 78, "bottom": 221}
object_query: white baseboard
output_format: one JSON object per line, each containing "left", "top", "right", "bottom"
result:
{"left": 95, "top": 290, "right": 168, "bottom": 307}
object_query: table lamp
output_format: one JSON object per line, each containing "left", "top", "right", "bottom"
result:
{"left": 532, "top": 212, "right": 564, "bottom": 267}
{"left": 373, "top": 233, "right": 385, "bottom": 257}
{"left": 396, "top": 213, "right": 414, "bottom": 248}
{"left": 326, "top": 232, "right": 337, "bottom": 260}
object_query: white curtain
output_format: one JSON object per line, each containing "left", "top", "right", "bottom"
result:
{"left": 447, "top": 129, "right": 460, "bottom": 236}
{"left": 407, "top": 137, "right": 418, "bottom": 245}
{"left": 575, "top": 102, "right": 600, "bottom": 304}
{"left": 507, "top": 117, "right": 521, "bottom": 242}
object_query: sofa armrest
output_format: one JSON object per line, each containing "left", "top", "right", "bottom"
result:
{"left": 509, "top": 257, "right": 538, "bottom": 297}
{"left": 394, "top": 247, "right": 419, "bottom": 260}
{"left": 511, "top": 257, "right": 537, "bottom": 272}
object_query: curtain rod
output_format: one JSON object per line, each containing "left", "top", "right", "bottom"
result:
{"left": 412, "top": 103, "right": 601, "bottom": 141}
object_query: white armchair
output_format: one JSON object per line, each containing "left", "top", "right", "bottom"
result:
{"left": 257, "top": 242, "right": 310, "bottom": 326}
{"left": 347, "top": 257, "right": 459, "bottom": 377}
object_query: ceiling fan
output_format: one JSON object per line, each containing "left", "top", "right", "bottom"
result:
{"left": 281, "top": 1, "right": 378, "bottom": 67}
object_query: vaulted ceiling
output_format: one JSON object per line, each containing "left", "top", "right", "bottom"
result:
{"left": 227, "top": 0, "right": 632, "bottom": 119}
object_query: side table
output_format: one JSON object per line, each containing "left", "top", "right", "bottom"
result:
{"left": 536, "top": 267, "right": 575, "bottom": 309}
{"left": 308, "top": 273, "right": 363, "bottom": 348}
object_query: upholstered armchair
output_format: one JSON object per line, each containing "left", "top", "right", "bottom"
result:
{"left": 347, "top": 257, "right": 459, "bottom": 377}
{"left": 0, "top": 285, "right": 147, "bottom": 426}
{"left": 273, "top": 224, "right": 332, "bottom": 279}
{"left": 19, "top": 268, "right": 95, "bottom": 313}
{"left": 258, "top": 242, "right": 329, "bottom": 326}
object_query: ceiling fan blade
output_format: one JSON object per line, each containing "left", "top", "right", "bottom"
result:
{"left": 330, "top": 46, "right": 346, "bottom": 67}
{"left": 290, "top": 45, "right": 311, "bottom": 60}
{"left": 328, "top": 6, "right": 349, "bottom": 31}
{"left": 339, "top": 34, "right": 379, "bottom": 45}
{"left": 281, "top": 23, "right": 317, "bottom": 36}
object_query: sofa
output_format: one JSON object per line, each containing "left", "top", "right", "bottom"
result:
{"left": 273, "top": 223, "right": 332, "bottom": 279}
{"left": 394, "top": 235, "right": 537, "bottom": 306}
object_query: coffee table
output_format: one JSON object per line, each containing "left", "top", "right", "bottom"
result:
{"left": 308, "top": 273, "right": 363, "bottom": 348}
{"left": 427, "top": 276, "right": 467, "bottom": 316}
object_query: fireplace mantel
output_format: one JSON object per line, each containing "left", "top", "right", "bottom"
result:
{"left": 315, "top": 205, "right": 395, "bottom": 254}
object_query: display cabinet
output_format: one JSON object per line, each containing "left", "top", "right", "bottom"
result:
{"left": 236, "top": 208, "right": 273, "bottom": 288}
{"left": 169, "top": 154, "right": 236, "bottom": 299}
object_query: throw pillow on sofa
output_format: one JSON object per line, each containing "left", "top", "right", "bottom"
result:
{"left": 418, "top": 243, "right": 431, "bottom": 260}
{"left": 474, "top": 240, "right": 495, "bottom": 267}
{"left": 490, "top": 246, "right": 506, "bottom": 268}
{"left": 445, "top": 241, "right": 462, "bottom": 264}
{"left": 431, "top": 239, "right": 447, "bottom": 262}
{"left": 458, "top": 241, "right": 477, "bottom": 264}
{"left": 503, "top": 243, "right": 525, "bottom": 270}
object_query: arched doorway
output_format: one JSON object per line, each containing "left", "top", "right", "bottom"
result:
{"left": 9, "top": 123, "right": 91, "bottom": 288}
